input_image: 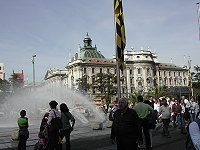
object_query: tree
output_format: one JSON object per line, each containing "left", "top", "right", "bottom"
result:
{"left": 76, "top": 75, "right": 90, "bottom": 94}
{"left": 9, "top": 73, "right": 24, "bottom": 91}
{"left": 0, "top": 79, "right": 10, "bottom": 92}
{"left": 193, "top": 65, "right": 200, "bottom": 88}
{"left": 191, "top": 65, "right": 200, "bottom": 98}
{"left": 92, "top": 73, "right": 117, "bottom": 103}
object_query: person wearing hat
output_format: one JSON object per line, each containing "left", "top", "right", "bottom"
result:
{"left": 47, "top": 100, "right": 61, "bottom": 150}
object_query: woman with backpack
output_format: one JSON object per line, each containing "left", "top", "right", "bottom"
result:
{"left": 59, "top": 103, "right": 75, "bottom": 150}
{"left": 47, "top": 100, "right": 61, "bottom": 150}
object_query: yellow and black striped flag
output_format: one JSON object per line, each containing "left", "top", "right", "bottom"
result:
{"left": 114, "top": 0, "right": 126, "bottom": 71}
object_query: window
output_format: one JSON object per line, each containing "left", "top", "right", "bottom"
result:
{"left": 130, "top": 78, "right": 133, "bottom": 84}
{"left": 147, "top": 68, "right": 150, "bottom": 75}
{"left": 122, "top": 79, "right": 124, "bottom": 85}
{"left": 131, "top": 87, "right": 134, "bottom": 93}
{"left": 100, "top": 68, "right": 102, "bottom": 73}
{"left": 92, "top": 77, "right": 95, "bottom": 84}
{"left": 164, "top": 78, "right": 167, "bottom": 85}
{"left": 130, "top": 69, "right": 132, "bottom": 75}
{"left": 84, "top": 68, "right": 86, "bottom": 74}
{"left": 183, "top": 79, "right": 186, "bottom": 85}
{"left": 174, "top": 79, "right": 177, "bottom": 85}
{"left": 0, "top": 66, "right": 1, "bottom": 70}
{"left": 169, "top": 71, "right": 171, "bottom": 76}
{"left": 92, "top": 88, "right": 95, "bottom": 94}
{"left": 122, "top": 87, "right": 125, "bottom": 93}
{"left": 164, "top": 71, "right": 166, "bottom": 76}
{"left": 92, "top": 68, "right": 94, "bottom": 74}
{"left": 169, "top": 79, "right": 172, "bottom": 85}
{"left": 147, "top": 78, "right": 151, "bottom": 84}
{"left": 107, "top": 68, "right": 110, "bottom": 73}
{"left": 138, "top": 68, "right": 141, "bottom": 74}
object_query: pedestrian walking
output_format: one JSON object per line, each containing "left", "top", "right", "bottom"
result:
{"left": 111, "top": 97, "right": 142, "bottom": 150}
{"left": 158, "top": 98, "right": 171, "bottom": 138}
{"left": 59, "top": 103, "right": 75, "bottom": 150}
{"left": 17, "top": 110, "right": 29, "bottom": 150}
{"left": 134, "top": 95, "right": 153, "bottom": 150}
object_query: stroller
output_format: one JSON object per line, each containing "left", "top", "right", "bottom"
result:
{"left": 34, "top": 129, "right": 48, "bottom": 150}
{"left": 34, "top": 113, "right": 49, "bottom": 150}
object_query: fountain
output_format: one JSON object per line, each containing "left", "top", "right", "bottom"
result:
{"left": 0, "top": 82, "right": 106, "bottom": 128}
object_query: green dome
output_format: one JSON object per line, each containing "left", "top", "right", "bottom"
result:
{"left": 80, "top": 48, "right": 105, "bottom": 59}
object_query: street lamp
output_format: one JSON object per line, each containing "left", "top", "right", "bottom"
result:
{"left": 32, "top": 55, "right": 36, "bottom": 88}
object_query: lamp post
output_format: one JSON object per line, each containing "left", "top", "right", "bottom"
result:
{"left": 32, "top": 55, "right": 36, "bottom": 88}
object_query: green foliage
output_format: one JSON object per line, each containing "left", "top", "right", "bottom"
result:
{"left": 0, "top": 79, "right": 10, "bottom": 92}
{"left": 91, "top": 73, "right": 117, "bottom": 103}
{"left": 192, "top": 65, "right": 200, "bottom": 97}
{"left": 9, "top": 74, "right": 24, "bottom": 91}
{"left": 76, "top": 75, "right": 90, "bottom": 93}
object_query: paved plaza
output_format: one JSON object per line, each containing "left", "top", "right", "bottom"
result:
{"left": 0, "top": 122, "right": 186, "bottom": 150}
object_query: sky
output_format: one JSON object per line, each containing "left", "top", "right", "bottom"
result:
{"left": 0, "top": 0, "right": 199, "bottom": 83}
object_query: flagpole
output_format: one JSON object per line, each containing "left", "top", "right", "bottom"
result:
{"left": 114, "top": 0, "right": 126, "bottom": 100}
{"left": 114, "top": 0, "right": 121, "bottom": 100}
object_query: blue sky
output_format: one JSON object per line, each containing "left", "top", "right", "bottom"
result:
{"left": 0, "top": 0, "right": 199, "bottom": 82}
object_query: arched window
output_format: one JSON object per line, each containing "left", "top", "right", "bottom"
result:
{"left": 138, "top": 68, "right": 141, "bottom": 74}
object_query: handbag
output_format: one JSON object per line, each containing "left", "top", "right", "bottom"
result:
{"left": 11, "top": 129, "right": 19, "bottom": 140}
{"left": 147, "top": 111, "right": 157, "bottom": 129}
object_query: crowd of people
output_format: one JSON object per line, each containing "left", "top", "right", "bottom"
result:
{"left": 16, "top": 95, "right": 200, "bottom": 150}
{"left": 17, "top": 100, "right": 75, "bottom": 150}
{"left": 110, "top": 95, "right": 200, "bottom": 150}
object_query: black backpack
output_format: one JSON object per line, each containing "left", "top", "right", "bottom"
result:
{"left": 185, "top": 119, "right": 200, "bottom": 150}
{"left": 49, "top": 110, "right": 62, "bottom": 132}
{"left": 147, "top": 110, "right": 157, "bottom": 129}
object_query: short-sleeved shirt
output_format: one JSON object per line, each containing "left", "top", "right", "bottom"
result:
{"left": 18, "top": 117, "right": 28, "bottom": 128}
{"left": 134, "top": 102, "right": 153, "bottom": 119}
{"left": 47, "top": 109, "right": 61, "bottom": 125}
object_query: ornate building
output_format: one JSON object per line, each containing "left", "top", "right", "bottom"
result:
{"left": 0, "top": 63, "right": 5, "bottom": 80}
{"left": 44, "top": 33, "right": 189, "bottom": 98}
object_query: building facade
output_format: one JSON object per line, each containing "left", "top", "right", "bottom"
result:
{"left": 44, "top": 34, "right": 189, "bottom": 98}
{"left": 0, "top": 63, "right": 5, "bottom": 80}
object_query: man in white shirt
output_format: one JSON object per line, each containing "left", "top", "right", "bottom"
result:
{"left": 47, "top": 100, "right": 61, "bottom": 150}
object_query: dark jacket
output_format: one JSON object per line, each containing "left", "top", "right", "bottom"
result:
{"left": 111, "top": 108, "right": 142, "bottom": 141}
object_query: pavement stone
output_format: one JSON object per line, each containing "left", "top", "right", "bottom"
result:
{"left": 0, "top": 123, "right": 186, "bottom": 150}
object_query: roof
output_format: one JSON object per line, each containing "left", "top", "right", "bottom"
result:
{"left": 80, "top": 48, "right": 105, "bottom": 59}
{"left": 158, "top": 63, "right": 187, "bottom": 71}
{"left": 70, "top": 33, "right": 105, "bottom": 62}
{"left": 82, "top": 58, "right": 115, "bottom": 65}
